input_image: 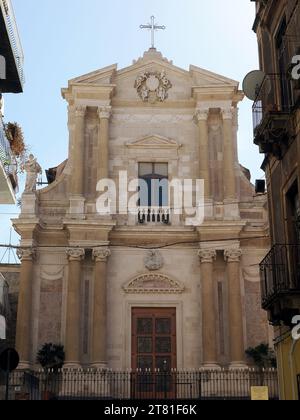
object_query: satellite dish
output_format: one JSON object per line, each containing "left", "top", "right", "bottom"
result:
{"left": 243, "top": 70, "right": 266, "bottom": 101}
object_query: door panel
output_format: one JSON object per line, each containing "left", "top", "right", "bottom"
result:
{"left": 131, "top": 308, "right": 177, "bottom": 399}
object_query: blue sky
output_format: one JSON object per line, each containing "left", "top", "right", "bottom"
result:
{"left": 1, "top": 0, "right": 262, "bottom": 260}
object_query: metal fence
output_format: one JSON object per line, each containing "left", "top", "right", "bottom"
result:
{"left": 0, "top": 369, "right": 279, "bottom": 401}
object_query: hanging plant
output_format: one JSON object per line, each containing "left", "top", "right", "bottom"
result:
{"left": 4, "top": 122, "right": 26, "bottom": 158}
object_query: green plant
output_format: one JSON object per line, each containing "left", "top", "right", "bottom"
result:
{"left": 37, "top": 343, "right": 65, "bottom": 372}
{"left": 246, "top": 343, "right": 277, "bottom": 369}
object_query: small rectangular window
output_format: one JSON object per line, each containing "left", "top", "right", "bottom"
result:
{"left": 138, "top": 163, "right": 168, "bottom": 207}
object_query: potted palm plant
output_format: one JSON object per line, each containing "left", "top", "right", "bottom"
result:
{"left": 37, "top": 343, "right": 65, "bottom": 400}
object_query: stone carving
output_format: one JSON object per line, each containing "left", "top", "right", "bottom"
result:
{"left": 194, "top": 109, "right": 209, "bottom": 124}
{"left": 198, "top": 249, "right": 217, "bottom": 264}
{"left": 22, "top": 154, "right": 42, "bottom": 193}
{"left": 221, "top": 107, "right": 234, "bottom": 120}
{"left": 98, "top": 106, "right": 112, "bottom": 120}
{"left": 66, "top": 248, "right": 85, "bottom": 261}
{"left": 135, "top": 70, "right": 172, "bottom": 103}
{"left": 74, "top": 105, "right": 86, "bottom": 118}
{"left": 17, "top": 248, "right": 36, "bottom": 261}
{"left": 92, "top": 247, "right": 111, "bottom": 262}
{"left": 144, "top": 250, "right": 163, "bottom": 271}
{"left": 123, "top": 273, "right": 184, "bottom": 294}
{"left": 224, "top": 248, "right": 242, "bottom": 263}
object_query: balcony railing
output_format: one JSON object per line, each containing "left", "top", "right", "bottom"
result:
{"left": 0, "top": 0, "right": 24, "bottom": 87}
{"left": 138, "top": 207, "right": 170, "bottom": 225}
{"left": 260, "top": 244, "right": 300, "bottom": 310}
{"left": 253, "top": 74, "right": 293, "bottom": 132}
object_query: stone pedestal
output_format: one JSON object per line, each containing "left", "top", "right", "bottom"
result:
{"left": 20, "top": 193, "right": 38, "bottom": 218}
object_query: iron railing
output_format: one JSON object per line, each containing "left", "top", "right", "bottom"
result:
{"left": 138, "top": 207, "right": 170, "bottom": 225}
{"left": 252, "top": 74, "right": 294, "bottom": 132}
{"left": 0, "top": 369, "right": 279, "bottom": 401}
{"left": 260, "top": 244, "right": 300, "bottom": 308}
{"left": 0, "top": 0, "right": 25, "bottom": 86}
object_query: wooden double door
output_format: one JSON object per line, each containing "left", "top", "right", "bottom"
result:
{"left": 131, "top": 308, "right": 177, "bottom": 398}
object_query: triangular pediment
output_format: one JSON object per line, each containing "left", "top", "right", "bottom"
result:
{"left": 69, "top": 64, "right": 118, "bottom": 85}
{"left": 127, "top": 135, "right": 181, "bottom": 149}
{"left": 189, "top": 65, "right": 239, "bottom": 87}
{"left": 66, "top": 49, "right": 239, "bottom": 89}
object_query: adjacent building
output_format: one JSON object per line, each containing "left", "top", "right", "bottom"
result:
{"left": 252, "top": 0, "right": 300, "bottom": 401}
{"left": 0, "top": 0, "right": 24, "bottom": 204}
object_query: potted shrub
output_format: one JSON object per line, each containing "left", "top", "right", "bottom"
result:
{"left": 246, "top": 343, "right": 277, "bottom": 386}
{"left": 37, "top": 343, "right": 65, "bottom": 400}
{"left": 246, "top": 343, "right": 277, "bottom": 369}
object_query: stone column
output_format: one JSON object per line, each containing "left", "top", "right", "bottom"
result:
{"left": 198, "top": 249, "right": 219, "bottom": 369}
{"left": 65, "top": 248, "right": 85, "bottom": 368}
{"left": 224, "top": 248, "right": 246, "bottom": 369}
{"left": 15, "top": 248, "right": 36, "bottom": 369}
{"left": 221, "top": 108, "right": 237, "bottom": 200}
{"left": 97, "top": 107, "right": 112, "bottom": 183}
{"left": 71, "top": 106, "right": 86, "bottom": 196}
{"left": 91, "top": 247, "right": 111, "bottom": 368}
{"left": 194, "top": 109, "right": 211, "bottom": 199}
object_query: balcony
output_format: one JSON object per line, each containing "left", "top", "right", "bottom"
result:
{"left": 260, "top": 244, "right": 300, "bottom": 324}
{"left": 0, "top": 119, "right": 18, "bottom": 204}
{"left": 252, "top": 74, "right": 295, "bottom": 158}
{"left": 0, "top": 0, "right": 24, "bottom": 93}
{"left": 138, "top": 207, "right": 170, "bottom": 225}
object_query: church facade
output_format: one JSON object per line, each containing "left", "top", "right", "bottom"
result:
{"left": 13, "top": 49, "right": 271, "bottom": 370}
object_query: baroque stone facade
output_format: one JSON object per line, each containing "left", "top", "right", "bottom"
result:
{"left": 12, "top": 48, "right": 271, "bottom": 370}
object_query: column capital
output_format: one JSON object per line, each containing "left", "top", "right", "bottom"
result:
{"left": 93, "top": 247, "right": 111, "bottom": 262}
{"left": 221, "top": 107, "right": 234, "bottom": 120}
{"left": 224, "top": 248, "right": 242, "bottom": 263}
{"left": 66, "top": 248, "right": 85, "bottom": 261}
{"left": 198, "top": 249, "right": 217, "bottom": 263}
{"left": 98, "top": 106, "right": 112, "bottom": 120}
{"left": 74, "top": 105, "right": 87, "bottom": 118}
{"left": 193, "top": 108, "right": 209, "bottom": 124}
{"left": 17, "top": 248, "right": 36, "bottom": 262}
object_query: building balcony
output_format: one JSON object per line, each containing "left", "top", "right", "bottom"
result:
{"left": 138, "top": 207, "right": 171, "bottom": 225}
{"left": 260, "top": 244, "right": 300, "bottom": 325}
{"left": 252, "top": 74, "right": 298, "bottom": 159}
{"left": 0, "top": 0, "right": 24, "bottom": 93}
{"left": 0, "top": 119, "right": 18, "bottom": 204}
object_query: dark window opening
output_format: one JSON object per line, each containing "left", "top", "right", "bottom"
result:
{"left": 138, "top": 163, "right": 168, "bottom": 207}
{"left": 276, "top": 18, "right": 293, "bottom": 110}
